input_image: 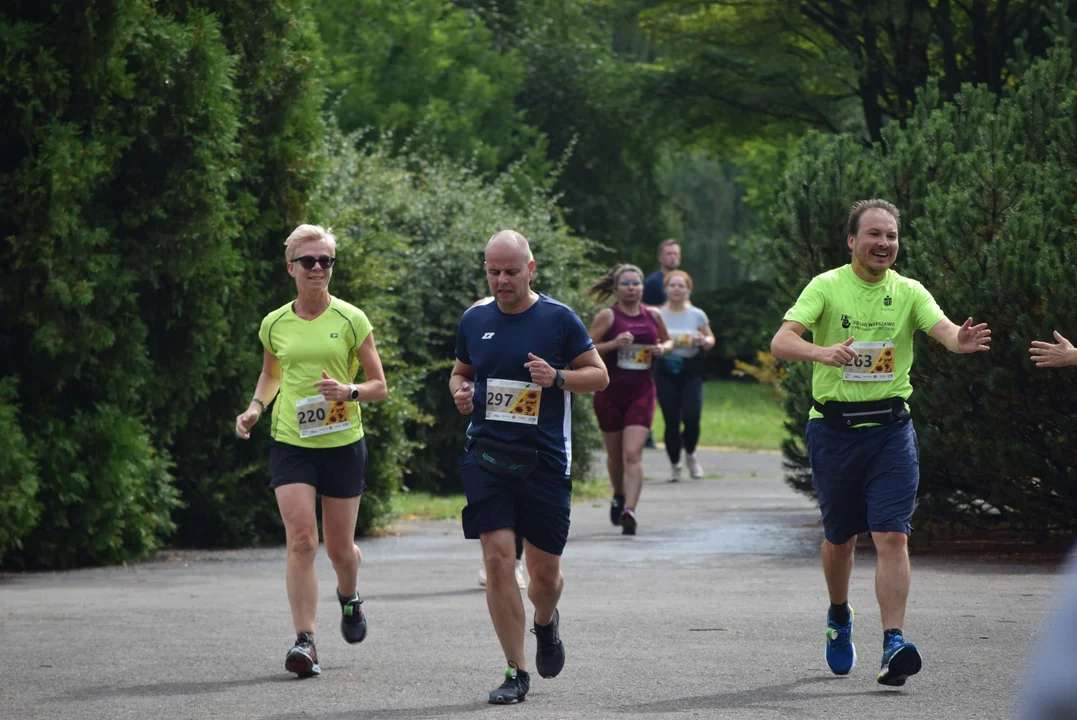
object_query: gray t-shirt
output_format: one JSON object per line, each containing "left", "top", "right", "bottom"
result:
{"left": 660, "top": 305, "right": 710, "bottom": 358}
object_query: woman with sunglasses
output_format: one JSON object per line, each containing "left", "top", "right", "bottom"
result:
{"left": 234, "top": 224, "right": 387, "bottom": 678}
{"left": 657, "top": 270, "right": 715, "bottom": 482}
{"left": 587, "top": 264, "right": 673, "bottom": 535}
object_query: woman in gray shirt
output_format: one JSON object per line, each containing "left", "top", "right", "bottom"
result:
{"left": 657, "top": 271, "right": 715, "bottom": 481}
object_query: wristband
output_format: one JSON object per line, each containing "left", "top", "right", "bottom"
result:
{"left": 251, "top": 398, "right": 267, "bottom": 416}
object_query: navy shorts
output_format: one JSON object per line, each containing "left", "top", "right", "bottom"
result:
{"left": 268, "top": 438, "right": 367, "bottom": 498}
{"left": 805, "top": 418, "right": 919, "bottom": 545}
{"left": 459, "top": 453, "right": 572, "bottom": 556}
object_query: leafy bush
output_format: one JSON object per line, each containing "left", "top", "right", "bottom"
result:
{"left": 0, "top": 379, "right": 41, "bottom": 558}
{"left": 755, "top": 46, "right": 1077, "bottom": 537}
{"left": 0, "top": 1, "right": 328, "bottom": 563}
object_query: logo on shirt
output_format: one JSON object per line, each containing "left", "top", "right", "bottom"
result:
{"left": 330, "top": 333, "right": 339, "bottom": 338}
{"left": 883, "top": 295, "right": 892, "bottom": 307}
{"left": 841, "top": 315, "right": 851, "bottom": 329}
{"left": 482, "top": 332, "right": 495, "bottom": 340}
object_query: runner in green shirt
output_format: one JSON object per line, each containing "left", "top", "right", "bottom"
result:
{"left": 234, "top": 224, "right": 388, "bottom": 679}
{"left": 770, "top": 199, "right": 991, "bottom": 687}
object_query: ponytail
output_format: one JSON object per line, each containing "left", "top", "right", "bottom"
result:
{"left": 588, "top": 263, "right": 644, "bottom": 304}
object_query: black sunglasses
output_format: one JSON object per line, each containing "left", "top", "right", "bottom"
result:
{"left": 292, "top": 255, "right": 335, "bottom": 270}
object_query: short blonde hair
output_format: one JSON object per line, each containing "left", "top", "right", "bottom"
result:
{"left": 284, "top": 224, "right": 337, "bottom": 262}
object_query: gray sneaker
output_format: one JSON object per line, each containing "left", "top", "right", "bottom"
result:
{"left": 489, "top": 666, "right": 530, "bottom": 704}
{"left": 686, "top": 453, "right": 704, "bottom": 479}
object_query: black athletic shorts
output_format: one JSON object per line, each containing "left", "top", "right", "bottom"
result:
{"left": 459, "top": 452, "right": 572, "bottom": 556}
{"left": 268, "top": 438, "right": 367, "bottom": 498}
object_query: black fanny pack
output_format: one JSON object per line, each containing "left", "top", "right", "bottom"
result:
{"left": 813, "top": 397, "right": 909, "bottom": 428}
{"left": 473, "top": 437, "right": 540, "bottom": 480}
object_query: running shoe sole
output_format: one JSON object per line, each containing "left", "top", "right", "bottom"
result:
{"left": 877, "top": 643, "right": 922, "bottom": 686}
{"left": 285, "top": 650, "right": 320, "bottom": 678}
{"left": 489, "top": 694, "right": 526, "bottom": 704}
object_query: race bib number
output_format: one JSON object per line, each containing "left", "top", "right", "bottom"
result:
{"left": 296, "top": 395, "right": 351, "bottom": 438}
{"left": 843, "top": 341, "right": 895, "bottom": 382}
{"left": 617, "top": 344, "right": 653, "bottom": 370}
{"left": 485, "top": 378, "right": 542, "bottom": 425}
{"left": 671, "top": 332, "right": 694, "bottom": 349}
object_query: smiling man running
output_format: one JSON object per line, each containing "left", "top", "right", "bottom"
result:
{"left": 770, "top": 199, "right": 992, "bottom": 687}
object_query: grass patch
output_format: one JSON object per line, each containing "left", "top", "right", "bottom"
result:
{"left": 651, "top": 378, "right": 785, "bottom": 451}
{"left": 391, "top": 476, "right": 612, "bottom": 522}
{"left": 391, "top": 491, "right": 465, "bottom": 522}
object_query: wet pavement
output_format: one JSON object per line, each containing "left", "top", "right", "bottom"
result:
{"left": 0, "top": 446, "right": 1065, "bottom": 719}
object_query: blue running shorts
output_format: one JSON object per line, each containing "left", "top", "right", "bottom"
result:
{"left": 805, "top": 418, "right": 919, "bottom": 545}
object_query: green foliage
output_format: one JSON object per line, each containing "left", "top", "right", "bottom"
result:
{"left": 760, "top": 45, "right": 1077, "bottom": 535}
{"left": 314, "top": 0, "right": 538, "bottom": 173}
{"left": 0, "top": 379, "right": 41, "bottom": 558}
{"left": 0, "top": 0, "right": 328, "bottom": 563}
{"left": 315, "top": 120, "right": 604, "bottom": 492}
{"left": 656, "top": 151, "right": 754, "bottom": 291}
{"left": 460, "top": 0, "right": 669, "bottom": 262}
{"left": 692, "top": 282, "right": 781, "bottom": 377}
{"left": 639, "top": 0, "right": 1058, "bottom": 145}
{"left": 23, "top": 406, "right": 179, "bottom": 568}
{"left": 1, "top": 2, "right": 238, "bottom": 566}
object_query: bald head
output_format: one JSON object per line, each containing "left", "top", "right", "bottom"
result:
{"left": 486, "top": 230, "right": 533, "bottom": 263}
{"left": 484, "top": 229, "right": 536, "bottom": 311}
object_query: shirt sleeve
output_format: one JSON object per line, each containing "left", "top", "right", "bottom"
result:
{"left": 455, "top": 312, "right": 472, "bottom": 365}
{"left": 694, "top": 307, "right": 710, "bottom": 328}
{"left": 350, "top": 309, "right": 374, "bottom": 350}
{"left": 563, "top": 309, "right": 596, "bottom": 365}
{"left": 258, "top": 315, "right": 271, "bottom": 352}
{"left": 783, "top": 277, "right": 827, "bottom": 332}
{"left": 911, "top": 281, "right": 946, "bottom": 333}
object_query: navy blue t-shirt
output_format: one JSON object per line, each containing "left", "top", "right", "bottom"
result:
{"left": 642, "top": 270, "right": 666, "bottom": 306}
{"left": 455, "top": 295, "right": 595, "bottom": 476}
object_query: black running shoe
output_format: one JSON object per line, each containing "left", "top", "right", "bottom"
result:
{"left": 339, "top": 591, "right": 367, "bottom": 644}
{"left": 488, "top": 665, "right": 530, "bottom": 704}
{"left": 285, "top": 632, "right": 320, "bottom": 678}
{"left": 610, "top": 495, "right": 625, "bottom": 526}
{"left": 621, "top": 508, "right": 637, "bottom": 535}
{"left": 532, "top": 608, "right": 566, "bottom": 678}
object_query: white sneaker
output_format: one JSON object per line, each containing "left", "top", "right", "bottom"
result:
{"left": 478, "top": 566, "right": 487, "bottom": 587}
{"left": 668, "top": 463, "right": 682, "bottom": 483}
{"left": 515, "top": 560, "right": 528, "bottom": 590}
{"left": 686, "top": 453, "right": 704, "bottom": 479}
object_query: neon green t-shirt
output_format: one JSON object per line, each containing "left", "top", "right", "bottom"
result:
{"left": 783, "top": 265, "right": 946, "bottom": 420}
{"left": 258, "top": 297, "right": 373, "bottom": 448}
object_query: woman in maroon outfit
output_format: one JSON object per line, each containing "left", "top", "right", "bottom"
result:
{"left": 588, "top": 264, "right": 672, "bottom": 535}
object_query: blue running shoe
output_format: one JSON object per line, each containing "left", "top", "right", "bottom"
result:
{"left": 877, "top": 634, "right": 922, "bottom": 686}
{"left": 825, "top": 606, "right": 856, "bottom": 675}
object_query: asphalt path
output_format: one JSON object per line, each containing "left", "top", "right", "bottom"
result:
{"left": 0, "top": 447, "right": 1064, "bottom": 719}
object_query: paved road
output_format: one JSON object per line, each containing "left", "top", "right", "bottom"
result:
{"left": 0, "top": 448, "right": 1065, "bottom": 719}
